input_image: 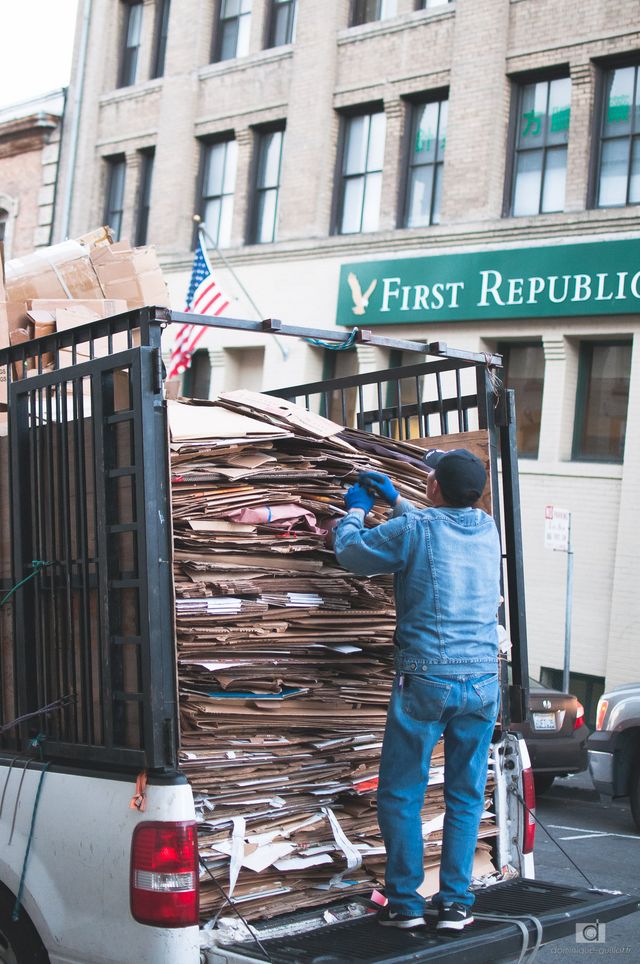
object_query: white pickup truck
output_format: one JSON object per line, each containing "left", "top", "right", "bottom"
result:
{"left": 0, "top": 309, "right": 637, "bottom": 964}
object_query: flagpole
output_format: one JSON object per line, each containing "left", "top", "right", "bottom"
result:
{"left": 194, "top": 218, "right": 289, "bottom": 361}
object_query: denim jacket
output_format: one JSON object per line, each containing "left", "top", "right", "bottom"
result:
{"left": 334, "top": 497, "right": 501, "bottom": 676}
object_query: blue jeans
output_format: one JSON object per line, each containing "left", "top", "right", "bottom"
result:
{"left": 377, "top": 672, "right": 500, "bottom": 916}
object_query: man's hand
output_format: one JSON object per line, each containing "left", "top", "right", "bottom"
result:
{"left": 344, "top": 482, "right": 375, "bottom": 514}
{"left": 359, "top": 471, "right": 399, "bottom": 506}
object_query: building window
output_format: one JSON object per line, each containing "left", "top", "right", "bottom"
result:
{"left": 135, "top": 149, "right": 155, "bottom": 246}
{"left": 497, "top": 342, "right": 545, "bottom": 459}
{"left": 540, "top": 667, "right": 605, "bottom": 729}
{"left": 182, "top": 349, "right": 212, "bottom": 399}
{"left": 510, "top": 76, "right": 571, "bottom": 216}
{"left": 119, "top": 1, "right": 143, "bottom": 88}
{"left": 250, "top": 127, "right": 284, "bottom": 244}
{"left": 596, "top": 64, "right": 640, "bottom": 208}
{"left": 417, "top": 0, "right": 452, "bottom": 8}
{"left": 214, "top": 0, "right": 252, "bottom": 62}
{"left": 0, "top": 209, "right": 7, "bottom": 245}
{"left": 200, "top": 139, "right": 238, "bottom": 248}
{"left": 338, "top": 110, "right": 386, "bottom": 234}
{"left": 573, "top": 340, "right": 632, "bottom": 463}
{"left": 351, "top": 0, "right": 397, "bottom": 26}
{"left": 404, "top": 97, "right": 447, "bottom": 227}
{"left": 267, "top": 0, "right": 297, "bottom": 47}
{"left": 151, "top": 0, "right": 171, "bottom": 78}
{"left": 104, "top": 156, "right": 126, "bottom": 241}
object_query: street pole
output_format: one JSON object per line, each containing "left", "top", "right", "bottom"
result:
{"left": 562, "top": 512, "right": 574, "bottom": 693}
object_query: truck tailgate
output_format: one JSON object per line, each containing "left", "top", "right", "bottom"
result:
{"left": 212, "top": 879, "right": 639, "bottom": 963}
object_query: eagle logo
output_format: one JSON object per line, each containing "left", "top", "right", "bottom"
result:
{"left": 347, "top": 272, "right": 377, "bottom": 316}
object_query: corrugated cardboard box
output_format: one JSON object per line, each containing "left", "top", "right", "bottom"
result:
{"left": 4, "top": 228, "right": 112, "bottom": 303}
{"left": 90, "top": 240, "right": 169, "bottom": 308}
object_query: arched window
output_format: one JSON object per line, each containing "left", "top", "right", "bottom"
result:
{"left": 0, "top": 208, "right": 8, "bottom": 244}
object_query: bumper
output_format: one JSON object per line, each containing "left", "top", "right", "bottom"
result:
{"left": 588, "top": 750, "right": 615, "bottom": 795}
{"left": 521, "top": 728, "right": 589, "bottom": 776}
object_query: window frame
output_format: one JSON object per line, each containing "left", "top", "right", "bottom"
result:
{"left": 496, "top": 340, "right": 546, "bottom": 460}
{"left": 213, "top": 0, "right": 252, "bottom": 63}
{"left": 249, "top": 125, "right": 285, "bottom": 244}
{"left": 118, "top": 0, "right": 144, "bottom": 88}
{"left": 335, "top": 105, "right": 386, "bottom": 236}
{"left": 197, "top": 135, "right": 238, "bottom": 249}
{"left": 266, "top": 0, "right": 297, "bottom": 48}
{"left": 593, "top": 60, "right": 640, "bottom": 209}
{"left": 572, "top": 338, "right": 633, "bottom": 463}
{"left": 135, "top": 148, "right": 155, "bottom": 246}
{"left": 151, "top": 0, "right": 171, "bottom": 79}
{"left": 506, "top": 70, "right": 571, "bottom": 218}
{"left": 402, "top": 93, "right": 448, "bottom": 228}
{"left": 416, "top": 0, "right": 453, "bottom": 9}
{"left": 351, "top": 0, "right": 396, "bottom": 27}
{"left": 104, "top": 155, "right": 127, "bottom": 241}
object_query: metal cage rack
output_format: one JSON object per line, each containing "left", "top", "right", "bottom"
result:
{"left": 0, "top": 307, "right": 529, "bottom": 772}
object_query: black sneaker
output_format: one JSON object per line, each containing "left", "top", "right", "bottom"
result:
{"left": 436, "top": 903, "right": 474, "bottom": 930}
{"left": 378, "top": 907, "right": 426, "bottom": 929}
{"left": 423, "top": 898, "right": 442, "bottom": 919}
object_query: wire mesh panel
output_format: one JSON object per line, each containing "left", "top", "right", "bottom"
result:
{"left": 6, "top": 347, "right": 177, "bottom": 769}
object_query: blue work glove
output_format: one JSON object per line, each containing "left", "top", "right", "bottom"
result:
{"left": 344, "top": 482, "right": 375, "bottom": 514}
{"left": 359, "top": 471, "right": 399, "bottom": 506}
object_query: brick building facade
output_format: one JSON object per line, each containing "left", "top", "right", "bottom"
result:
{"left": 53, "top": 0, "right": 640, "bottom": 714}
{"left": 0, "top": 91, "right": 65, "bottom": 259}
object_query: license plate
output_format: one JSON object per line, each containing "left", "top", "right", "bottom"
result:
{"left": 533, "top": 712, "right": 557, "bottom": 731}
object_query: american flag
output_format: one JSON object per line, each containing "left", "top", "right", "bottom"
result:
{"left": 167, "top": 234, "right": 231, "bottom": 379}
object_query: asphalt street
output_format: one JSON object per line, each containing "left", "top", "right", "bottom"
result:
{"left": 530, "top": 770, "right": 640, "bottom": 962}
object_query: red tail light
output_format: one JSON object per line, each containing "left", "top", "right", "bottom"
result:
{"left": 131, "top": 821, "right": 199, "bottom": 927}
{"left": 595, "top": 699, "right": 609, "bottom": 731}
{"left": 521, "top": 767, "right": 536, "bottom": 854}
{"left": 574, "top": 702, "right": 586, "bottom": 730}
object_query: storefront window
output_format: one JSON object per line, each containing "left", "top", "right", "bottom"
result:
{"left": 573, "top": 341, "right": 632, "bottom": 462}
{"left": 498, "top": 342, "right": 545, "bottom": 458}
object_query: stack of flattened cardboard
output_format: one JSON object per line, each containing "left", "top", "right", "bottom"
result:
{"left": 0, "top": 228, "right": 170, "bottom": 404}
{"left": 172, "top": 392, "right": 498, "bottom": 922}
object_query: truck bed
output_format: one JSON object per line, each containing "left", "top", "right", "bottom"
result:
{"left": 211, "top": 879, "right": 639, "bottom": 963}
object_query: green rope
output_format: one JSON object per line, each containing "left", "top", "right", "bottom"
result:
{"left": 0, "top": 560, "right": 53, "bottom": 610}
{"left": 12, "top": 760, "right": 49, "bottom": 922}
{"left": 306, "top": 327, "right": 359, "bottom": 351}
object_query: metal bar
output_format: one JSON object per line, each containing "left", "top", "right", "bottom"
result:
{"left": 92, "top": 364, "right": 113, "bottom": 752}
{"left": 57, "top": 379, "right": 78, "bottom": 742}
{"left": 44, "top": 385, "right": 59, "bottom": 731}
{"left": 163, "top": 311, "right": 502, "bottom": 364}
{"left": 266, "top": 357, "right": 481, "bottom": 400}
{"left": 340, "top": 390, "right": 347, "bottom": 426}
{"left": 357, "top": 384, "right": 365, "bottom": 431}
{"left": 500, "top": 389, "right": 530, "bottom": 726}
{"left": 35, "top": 386, "right": 47, "bottom": 713}
{"left": 396, "top": 380, "right": 403, "bottom": 440}
{"left": 73, "top": 380, "right": 94, "bottom": 745}
{"left": 455, "top": 368, "right": 464, "bottom": 433}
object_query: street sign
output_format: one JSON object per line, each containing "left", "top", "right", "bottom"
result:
{"left": 544, "top": 505, "right": 570, "bottom": 551}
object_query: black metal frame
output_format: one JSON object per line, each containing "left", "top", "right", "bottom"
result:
{"left": 0, "top": 306, "right": 529, "bottom": 775}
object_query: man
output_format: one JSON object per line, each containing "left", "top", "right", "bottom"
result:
{"left": 333, "top": 449, "right": 501, "bottom": 931}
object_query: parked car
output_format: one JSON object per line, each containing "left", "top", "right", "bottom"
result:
{"left": 588, "top": 683, "right": 640, "bottom": 832}
{"left": 511, "top": 678, "right": 589, "bottom": 794}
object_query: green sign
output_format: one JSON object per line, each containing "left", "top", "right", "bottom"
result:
{"left": 336, "top": 238, "right": 640, "bottom": 325}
